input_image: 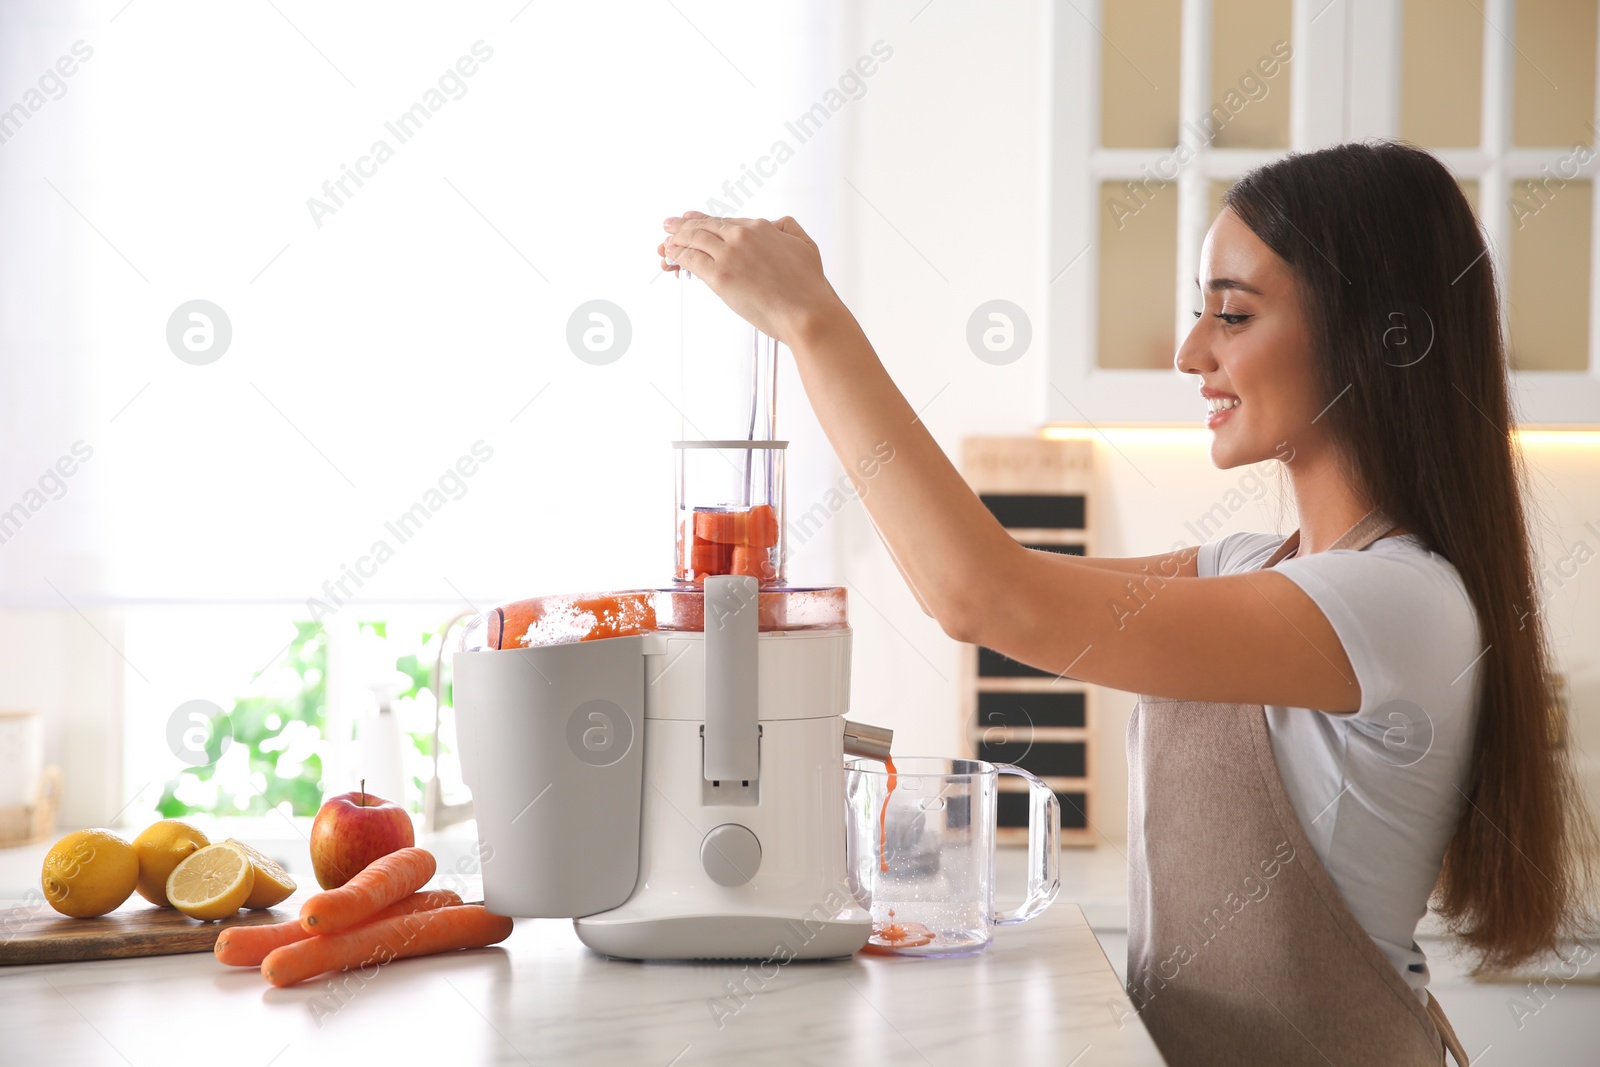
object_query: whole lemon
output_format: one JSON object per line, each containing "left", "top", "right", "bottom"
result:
{"left": 132, "top": 820, "right": 211, "bottom": 906}
{"left": 40, "top": 829, "right": 140, "bottom": 918}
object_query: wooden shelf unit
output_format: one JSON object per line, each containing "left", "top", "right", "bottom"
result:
{"left": 960, "top": 437, "right": 1097, "bottom": 848}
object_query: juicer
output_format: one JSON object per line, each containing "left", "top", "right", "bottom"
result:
{"left": 453, "top": 270, "right": 889, "bottom": 960}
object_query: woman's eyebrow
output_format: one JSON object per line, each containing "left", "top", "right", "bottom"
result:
{"left": 1195, "top": 275, "right": 1264, "bottom": 295}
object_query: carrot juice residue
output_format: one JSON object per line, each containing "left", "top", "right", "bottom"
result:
{"left": 864, "top": 907, "right": 935, "bottom": 954}
{"left": 877, "top": 754, "right": 897, "bottom": 873}
{"left": 863, "top": 755, "right": 937, "bottom": 953}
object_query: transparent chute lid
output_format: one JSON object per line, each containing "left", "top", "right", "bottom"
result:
{"left": 460, "top": 587, "right": 848, "bottom": 651}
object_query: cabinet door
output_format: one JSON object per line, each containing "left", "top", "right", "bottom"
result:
{"left": 1045, "top": 0, "right": 1600, "bottom": 426}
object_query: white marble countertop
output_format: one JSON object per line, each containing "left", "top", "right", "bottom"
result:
{"left": 0, "top": 899, "right": 1164, "bottom": 1067}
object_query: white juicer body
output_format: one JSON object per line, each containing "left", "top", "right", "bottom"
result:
{"left": 573, "top": 625, "right": 873, "bottom": 960}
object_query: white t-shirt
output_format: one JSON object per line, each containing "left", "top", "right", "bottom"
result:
{"left": 1198, "top": 530, "right": 1481, "bottom": 1002}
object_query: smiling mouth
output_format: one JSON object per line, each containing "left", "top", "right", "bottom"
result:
{"left": 1205, "top": 396, "right": 1240, "bottom": 414}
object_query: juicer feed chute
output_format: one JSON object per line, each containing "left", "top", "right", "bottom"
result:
{"left": 673, "top": 269, "right": 786, "bottom": 588}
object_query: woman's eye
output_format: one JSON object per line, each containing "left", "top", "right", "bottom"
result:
{"left": 1192, "top": 309, "right": 1251, "bottom": 325}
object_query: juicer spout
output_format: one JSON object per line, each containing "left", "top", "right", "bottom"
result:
{"left": 843, "top": 720, "right": 894, "bottom": 762}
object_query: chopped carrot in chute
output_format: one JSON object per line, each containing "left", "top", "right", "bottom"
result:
{"left": 681, "top": 505, "right": 781, "bottom": 583}
{"left": 730, "top": 545, "right": 776, "bottom": 580}
{"left": 690, "top": 543, "right": 732, "bottom": 574}
{"left": 746, "top": 504, "right": 779, "bottom": 548}
{"left": 694, "top": 509, "right": 747, "bottom": 545}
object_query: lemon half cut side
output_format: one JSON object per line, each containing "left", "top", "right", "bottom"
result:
{"left": 166, "top": 842, "right": 255, "bottom": 921}
{"left": 225, "top": 838, "right": 297, "bottom": 909}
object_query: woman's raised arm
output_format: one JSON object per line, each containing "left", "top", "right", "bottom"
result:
{"left": 661, "top": 215, "right": 1357, "bottom": 713}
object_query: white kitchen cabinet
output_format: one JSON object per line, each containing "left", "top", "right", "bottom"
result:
{"left": 1044, "top": 0, "right": 1600, "bottom": 426}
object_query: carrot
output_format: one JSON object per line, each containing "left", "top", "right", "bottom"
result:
{"left": 215, "top": 890, "right": 462, "bottom": 967}
{"left": 689, "top": 542, "right": 732, "bottom": 575}
{"left": 261, "top": 905, "right": 513, "bottom": 987}
{"left": 746, "top": 504, "right": 779, "bottom": 548}
{"left": 299, "top": 847, "right": 436, "bottom": 934}
{"left": 729, "top": 545, "right": 775, "bottom": 580}
{"left": 694, "top": 509, "right": 747, "bottom": 545}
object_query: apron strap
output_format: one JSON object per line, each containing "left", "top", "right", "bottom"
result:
{"left": 1426, "top": 993, "right": 1471, "bottom": 1066}
{"left": 1263, "top": 507, "right": 1399, "bottom": 569}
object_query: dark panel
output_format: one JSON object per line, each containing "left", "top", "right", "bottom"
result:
{"left": 977, "top": 690, "right": 1086, "bottom": 730}
{"left": 977, "top": 646, "right": 1052, "bottom": 678}
{"left": 944, "top": 793, "right": 971, "bottom": 831}
{"left": 1000, "top": 790, "right": 1090, "bottom": 832}
{"left": 979, "top": 740, "right": 1086, "bottom": 779}
{"left": 1060, "top": 791, "right": 1089, "bottom": 830}
{"left": 979, "top": 493, "right": 1086, "bottom": 530}
{"left": 1024, "top": 542, "right": 1086, "bottom": 556}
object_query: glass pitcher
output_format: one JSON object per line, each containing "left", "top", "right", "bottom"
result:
{"left": 845, "top": 757, "right": 1060, "bottom": 957}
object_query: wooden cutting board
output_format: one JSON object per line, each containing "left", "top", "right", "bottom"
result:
{"left": 0, "top": 891, "right": 315, "bottom": 966}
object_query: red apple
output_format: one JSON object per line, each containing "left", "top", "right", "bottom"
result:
{"left": 310, "top": 781, "right": 415, "bottom": 889}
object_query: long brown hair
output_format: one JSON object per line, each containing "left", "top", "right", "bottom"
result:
{"left": 1224, "top": 140, "right": 1596, "bottom": 971}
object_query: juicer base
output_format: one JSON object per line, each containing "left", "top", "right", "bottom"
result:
{"left": 572, "top": 913, "right": 872, "bottom": 961}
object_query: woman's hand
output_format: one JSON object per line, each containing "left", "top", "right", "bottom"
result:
{"left": 659, "top": 211, "right": 846, "bottom": 345}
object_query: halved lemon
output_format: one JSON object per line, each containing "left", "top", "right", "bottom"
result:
{"left": 166, "top": 842, "right": 255, "bottom": 921}
{"left": 225, "top": 838, "right": 297, "bottom": 909}
{"left": 132, "top": 819, "right": 210, "bottom": 907}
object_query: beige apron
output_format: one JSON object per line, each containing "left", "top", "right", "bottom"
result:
{"left": 1126, "top": 508, "right": 1470, "bottom": 1066}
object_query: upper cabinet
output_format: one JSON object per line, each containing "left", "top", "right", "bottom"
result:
{"left": 1045, "top": 0, "right": 1600, "bottom": 426}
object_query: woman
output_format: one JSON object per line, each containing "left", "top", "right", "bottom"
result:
{"left": 660, "top": 140, "right": 1594, "bottom": 1066}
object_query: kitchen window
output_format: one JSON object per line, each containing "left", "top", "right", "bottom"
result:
{"left": 1045, "top": 0, "right": 1600, "bottom": 425}
{"left": 0, "top": 0, "right": 838, "bottom": 828}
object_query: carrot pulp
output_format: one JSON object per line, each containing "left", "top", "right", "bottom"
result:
{"left": 573, "top": 593, "right": 658, "bottom": 641}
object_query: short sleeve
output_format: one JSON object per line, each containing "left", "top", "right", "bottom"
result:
{"left": 1199, "top": 531, "right": 1287, "bottom": 578}
{"left": 1270, "top": 543, "right": 1479, "bottom": 721}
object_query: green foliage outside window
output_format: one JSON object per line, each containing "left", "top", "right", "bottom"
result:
{"left": 155, "top": 621, "right": 329, "bottom": 820}
{"left": 152, "top": 619, "right": 456, "bottom": 820}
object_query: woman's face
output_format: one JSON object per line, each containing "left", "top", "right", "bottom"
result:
{"left": 1175, "top": 207, "right": 1328, "bottom": 469}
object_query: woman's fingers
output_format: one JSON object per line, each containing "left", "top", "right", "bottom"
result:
{"left": 666, "top": 243, "right": 717, "bottom": 276}
{"left": 773, "top": 215, "right": 816, "bottom": 249}
{"left": 656, "top": 212, "right": 835, "bottom": 341}
{"left": 666, "top": 217, "right": 729, "bottom": 251}
{"left": 663, "top": 216, "right": 731, "bottom": 272}
{"left": 668, "top": 216, "right": 731, "bottom": 243}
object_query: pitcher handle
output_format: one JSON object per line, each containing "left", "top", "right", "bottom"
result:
{"left": 991, "top": 763, "right": 1060, "bottom": 926}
